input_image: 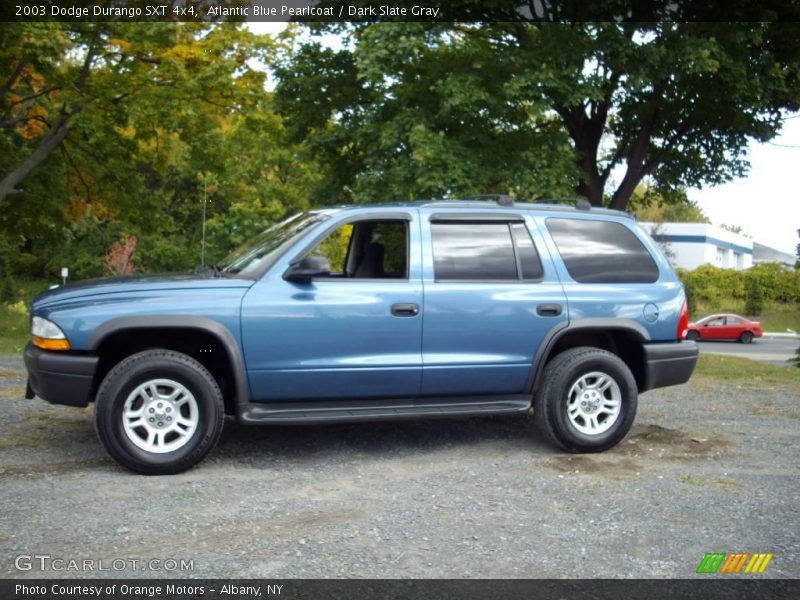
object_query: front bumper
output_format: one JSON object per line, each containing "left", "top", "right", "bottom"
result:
{"left": 641, "top": 341, "right": 698, "bottom": 391}
{"left": 23, "top": 343, "right": 99, "bottom": 407}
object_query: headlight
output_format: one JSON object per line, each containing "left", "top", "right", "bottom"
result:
{"left": 31, "top": 316, "right": 71, "bottom": 351}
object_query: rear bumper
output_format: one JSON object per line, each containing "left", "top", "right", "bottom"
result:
{"left": 23, "top": 343, "right": 98, "bottom": 408}
{"left": 642, "top": 341, "right": 698, "bottom": 391}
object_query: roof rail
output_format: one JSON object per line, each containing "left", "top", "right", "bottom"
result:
{"left": 463, "top": 194, "right": 515, "bottom": 207}
{"left": 531, "top": 197, "right": 592, "bottom": 210}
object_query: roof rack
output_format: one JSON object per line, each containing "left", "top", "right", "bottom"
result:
{"left": 531, "top": 197, "right": 592, "bottom": 211}
{"left": 462, "top": 194, "right": 515, "bottom": 207}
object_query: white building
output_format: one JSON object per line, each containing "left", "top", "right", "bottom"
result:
{"left": 639, "top": 222, "right": 753, "bottom": 270}
{"left": 752, "top": 242, "right": 797, "bottom": 269}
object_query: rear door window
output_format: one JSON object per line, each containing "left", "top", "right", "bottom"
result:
{"left": 431, "top": 222, "right": 518, "bottom": 280}
{"left": 431, "top": 221, "right": 545, "bottom": 281}
{"left": 545, "top": 218, "right": 659, "bottom": 283}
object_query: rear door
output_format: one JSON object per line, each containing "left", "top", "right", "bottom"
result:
{"left": 721, "top": 315, "right": 742, "bottom": 339}
{"left": 419, "top": 210, "right": 567, "bottom": 396}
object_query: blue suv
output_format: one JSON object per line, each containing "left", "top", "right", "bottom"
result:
{"left": 23, "top": 199, "right": 698, "bottom": 474}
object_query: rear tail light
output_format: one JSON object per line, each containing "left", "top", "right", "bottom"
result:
{"left": 677, "top": 299, "right": 689, "bottom": 341}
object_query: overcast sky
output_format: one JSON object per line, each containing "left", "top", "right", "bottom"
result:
{"left": 251, "top": 22, "right": 799, "bottom": 256}
{"left": 686, "top": 117, "right": 799, "bottom": 256}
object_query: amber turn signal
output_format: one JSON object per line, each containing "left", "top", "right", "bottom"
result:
{"left": 32, "top": 336, "right": 71, "bottom": 351}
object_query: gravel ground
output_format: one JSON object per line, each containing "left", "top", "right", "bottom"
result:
{"left": 0, "top": 355, "right": 798, "bottom": 579}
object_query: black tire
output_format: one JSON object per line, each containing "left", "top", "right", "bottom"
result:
{"left": 685, "top": 330, "right": 700, "bottom": 342}
{"left": 739, "top": 331, "right": 753, "bottom": 344}
{"left": 534, "top": 347, "right": 637, "bottom": 453}
{"left": 94, "top": 350, "right": 224, "bottom": 475}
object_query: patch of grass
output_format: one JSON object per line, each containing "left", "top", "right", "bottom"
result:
{"left": 0, "top": 278, "right": 51, "bottom": 355}
{"left": 693, "top": 354, "right": 799, "bottom": 385}
{"left": 0, "top": 306, "right": 29, "bottom": 355}
{"left": 692, "top": 301, "right": 800, "bottom": 333}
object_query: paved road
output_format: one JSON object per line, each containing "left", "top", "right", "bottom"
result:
{"left": 696, "top": 336, "right": 799, "bottom": 365}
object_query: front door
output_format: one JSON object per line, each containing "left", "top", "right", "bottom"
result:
{"left": 240, "top": 211, "right": 423, "bottom": 401}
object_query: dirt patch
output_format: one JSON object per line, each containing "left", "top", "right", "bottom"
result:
{"left": 544, "top": 454, "right": 643, "bottom": 477}
{"left": 749, "top": 406, "right": 800, "bottom": 419}
{"left": 679, "top": 474, "right": 745, "bottom": 490}
{"left": 621, "top": 424, "right": 733, "bottom": 458}
{"left": 542, "top": 424, "right": 735, "bottom": 477}
{"left": 0, "top": 370, "right": 26, "bottom": 378}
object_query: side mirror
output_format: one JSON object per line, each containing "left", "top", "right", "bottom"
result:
{"left": 284, "top": 255, "right": 331, "bottom": 283}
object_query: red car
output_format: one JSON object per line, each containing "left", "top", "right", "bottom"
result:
{"left": 685, "top": 313, "right": 763, "bottom": 343}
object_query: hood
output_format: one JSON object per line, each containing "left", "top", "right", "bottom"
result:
{"left": 32, "top": 273, "right": 254, "bottom": 309}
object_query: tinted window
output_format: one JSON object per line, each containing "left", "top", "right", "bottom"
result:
{"left": 432, "top": 222, "right": 518, "bottom": 280}
{"left": 546, "top": 218, "right": 659, "bottom": 283}
{"left": 511, "top": 223, "right": 544, "bottom": 280}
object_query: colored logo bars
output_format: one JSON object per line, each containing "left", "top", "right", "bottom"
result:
{"left": 696, "top": 552, "right": 773, "bottom": 574}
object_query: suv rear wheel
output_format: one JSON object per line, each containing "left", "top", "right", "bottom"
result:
{"left": 94, "top": 350, "right": 224, "bottom": 475}
{"left": 534, "top": 347, "right": 637, "bottom": 453}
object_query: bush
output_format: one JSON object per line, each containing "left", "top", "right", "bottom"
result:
{"left": 676, "top": 263, "right": 800, "bottom": 314}
{"left": 746, "top": 262, "right": 800, "bottom": 303}
{"left": 0, "top": 274, "right": 15, "bottom": 303}
{"left": 677, "top": 265, "right": 745, "bottom": 307}
{"left": 745, "top": 276, "right": 764, "bottom": 316}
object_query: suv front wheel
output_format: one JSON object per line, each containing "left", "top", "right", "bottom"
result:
{"left": 94, "top": 349, "right": 225, "bottom": 475}
{"left": 535, "top": 347, "right": 637, "bottom": 453}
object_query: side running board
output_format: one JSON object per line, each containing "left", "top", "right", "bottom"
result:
{"left": 238, "top": 395, "right": 532, "bottom": 425}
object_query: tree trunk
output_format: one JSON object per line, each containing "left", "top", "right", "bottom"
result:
{"left": 0, "top": 43, "right": 96, "bottom": 206}
{"left": 0, "top": 109, "right": 71, "bottom": 205}
{"left": 576, "top": 177, "right": 605, "bottom": 206}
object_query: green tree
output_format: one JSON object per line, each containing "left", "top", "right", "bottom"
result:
{"left": 275, "top": 25, "right": 576, "bottom": 203}
{"left": 277, "top": 18, "right": 800, "bottom": 208}
{"left": 631, "top": 187, "right": 710, "bottom": 223}
{"left": 1, "top": 23, "right": 318, "bottom": 279}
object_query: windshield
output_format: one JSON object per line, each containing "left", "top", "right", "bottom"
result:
{"left": 220, "top": 212, "right": 328, "bottom": 277}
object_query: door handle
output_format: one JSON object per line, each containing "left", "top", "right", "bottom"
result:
{"left": 536, "top": 303, "right": 563, "bottom": 317}
{"left": 391, "top": 303, "right": 420, "bottom": 317}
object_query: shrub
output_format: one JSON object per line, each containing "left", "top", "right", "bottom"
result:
{"left": 0, "top": 275, "right": 16, "bottom": 303}
{"left": 745, "top": 276, "right": 764, "bottom": 316}
{"left": 676, "top": 263, "right": 800, "bottom": 314}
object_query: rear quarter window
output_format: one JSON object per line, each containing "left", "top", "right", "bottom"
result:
{"left": 545, "top": 218, "right": 659, "bottom": 284}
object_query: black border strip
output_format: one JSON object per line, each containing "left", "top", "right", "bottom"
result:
{"left": 3, "top": 1, "right": 800, "bottom": 23}
{"left": 3, "top": 579, "right": 800, "bottom": 600}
